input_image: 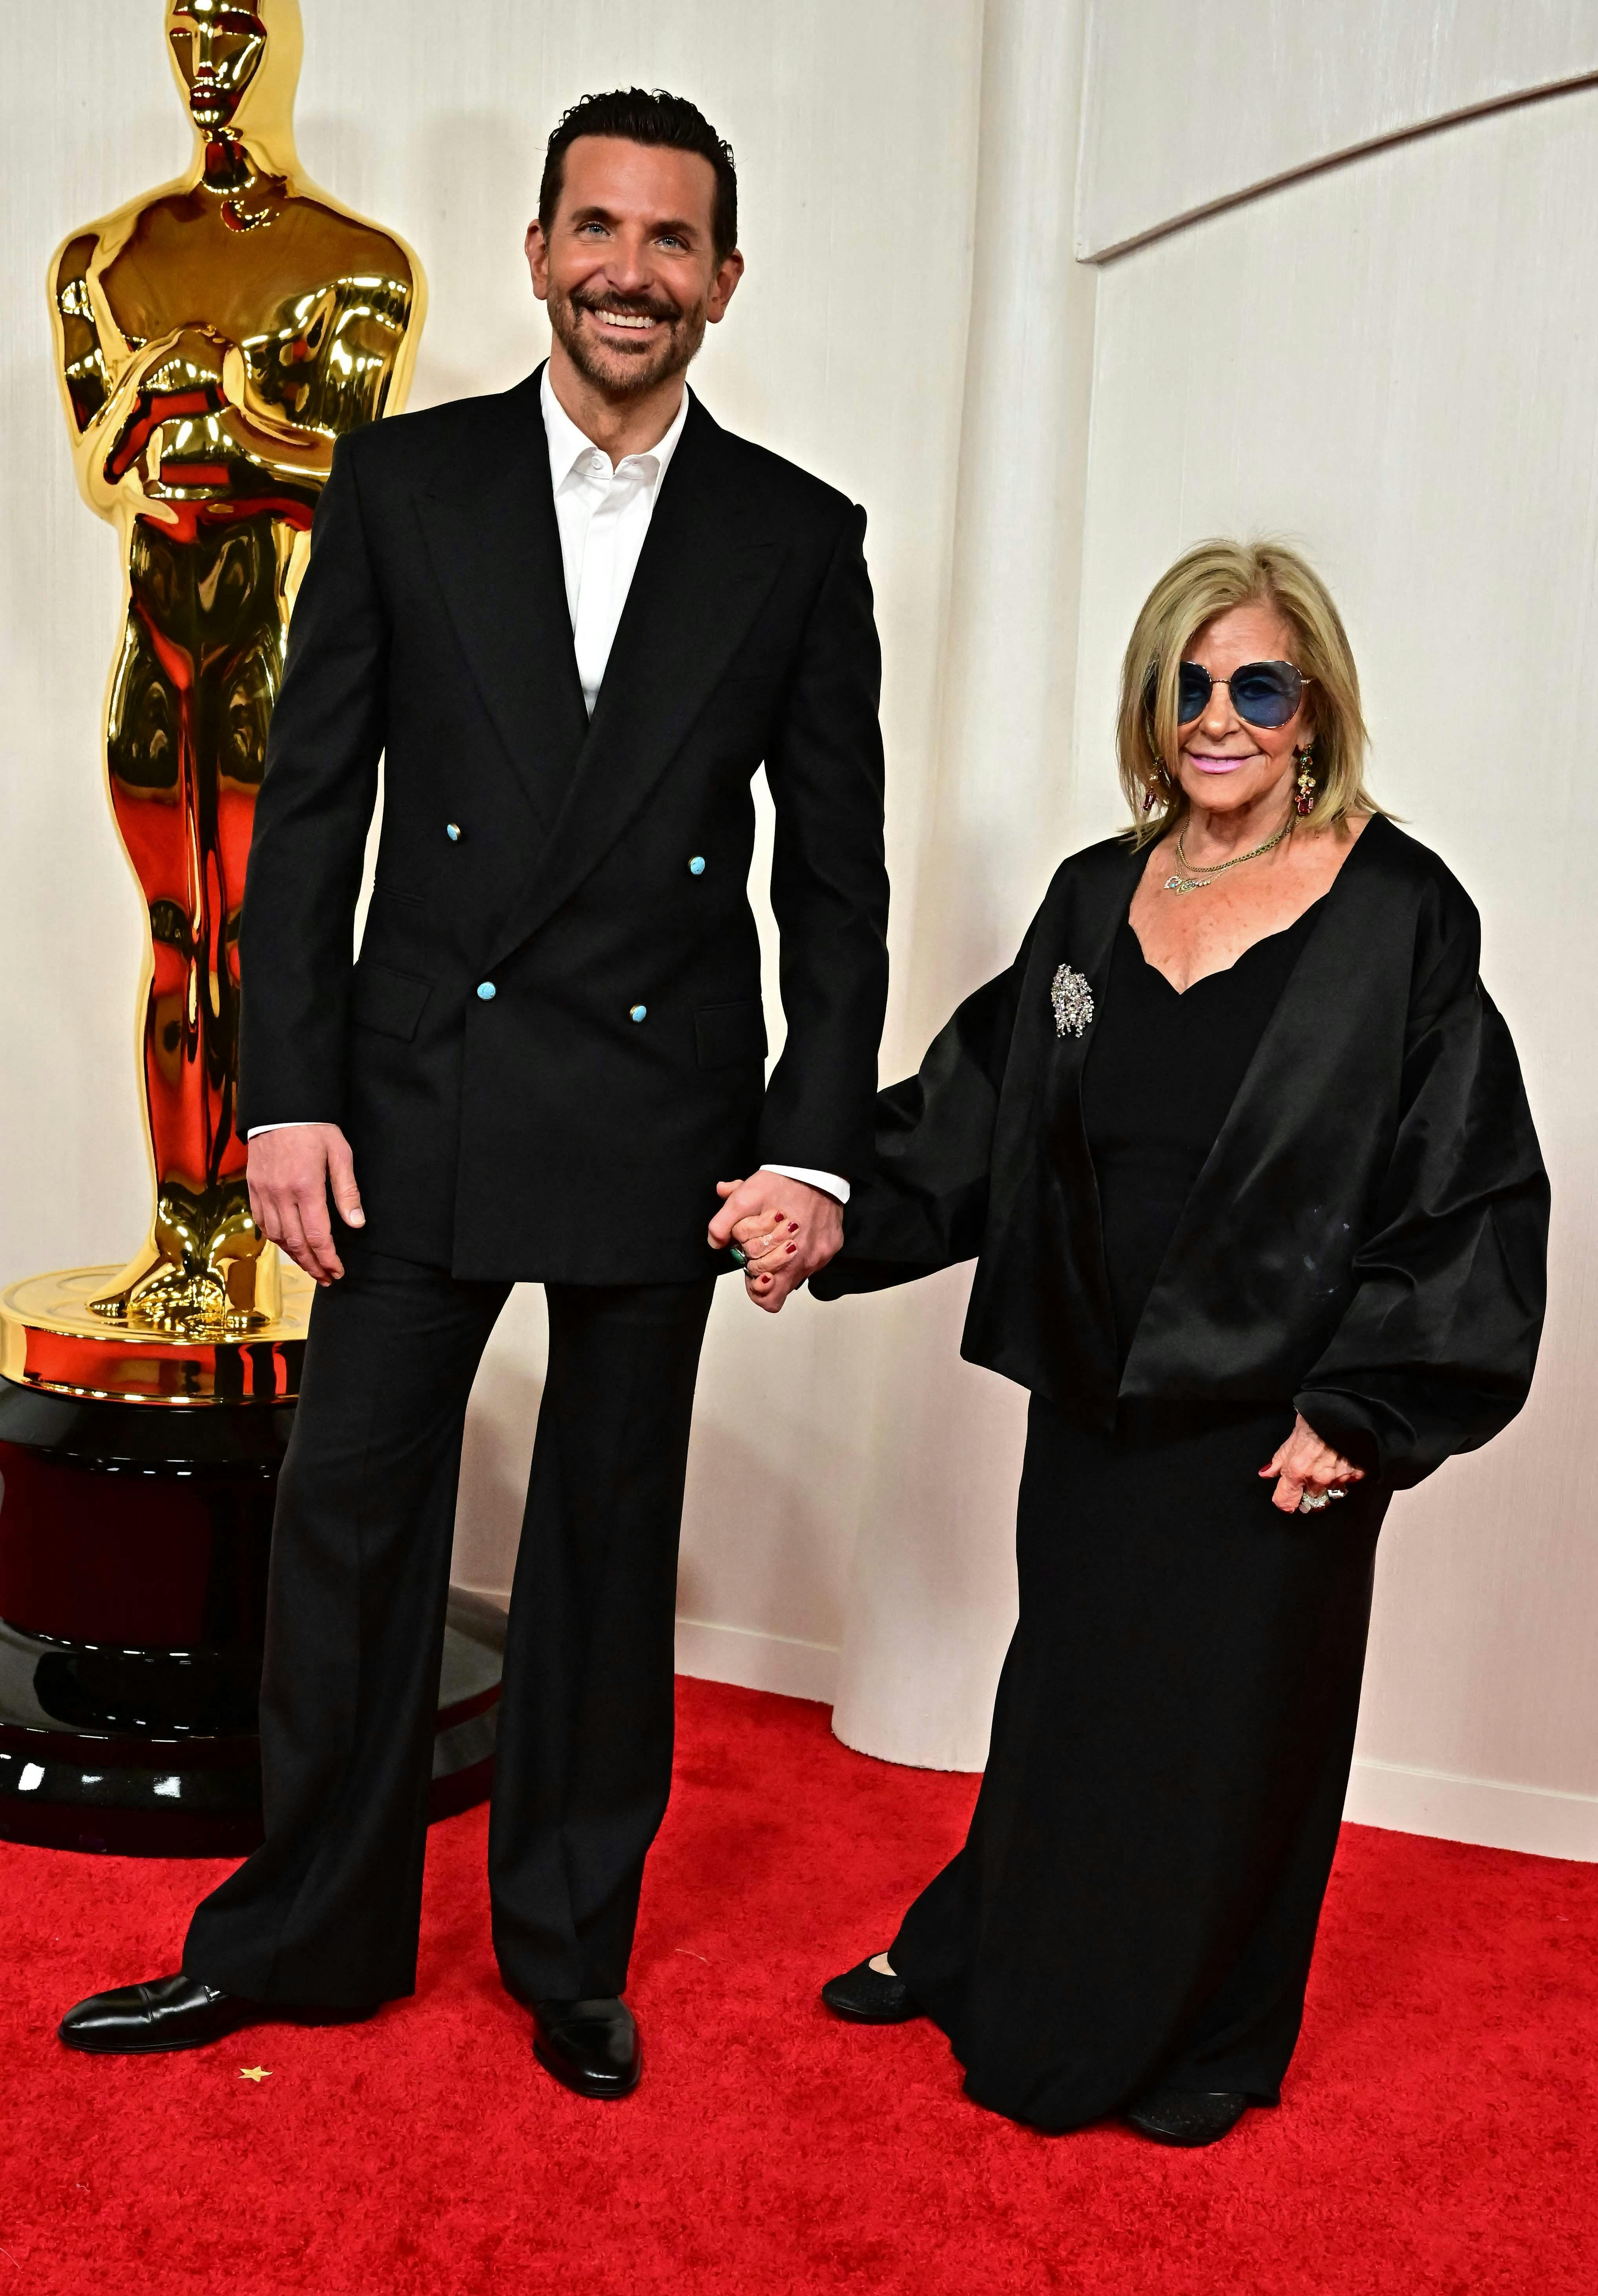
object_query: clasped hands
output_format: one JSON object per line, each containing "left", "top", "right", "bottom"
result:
{"left": 706, "top": 1174, "right": 843, "bottom": 1313}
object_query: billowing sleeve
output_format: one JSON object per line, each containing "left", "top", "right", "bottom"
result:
{"left": 810, "top": 923, "right": 1034, "bottom": 1299}
{"left": 1295, "top": 900, "right": 1549, "bottom": 1489}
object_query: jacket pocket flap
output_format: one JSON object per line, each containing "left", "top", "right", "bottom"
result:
{"left": 351, "top": 963, "right": 433, "bottom": 1042}
{"left": 695, "top": 999, "right": 768, "bottom": 1071}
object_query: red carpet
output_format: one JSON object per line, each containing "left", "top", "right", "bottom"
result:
{"left": 2, "top": 1677, "right": 1594, "bottom": 2295}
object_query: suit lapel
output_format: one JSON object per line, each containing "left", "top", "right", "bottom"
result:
{"left": 485, "top": 394, "right": 783, "bottom": 965}
{"left": 415, "top": 367, "right": 588, "bottom": 831}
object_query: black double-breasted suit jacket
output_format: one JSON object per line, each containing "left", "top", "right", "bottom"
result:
{"left": 237, "top": 366, "right": 890, "bottom": 1283}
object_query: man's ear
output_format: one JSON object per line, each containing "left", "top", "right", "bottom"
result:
{"left": 706, "top": 248, "right": 745, "bottom": 325}
{"left": 525, "top": 219, "right": 549, "bottom": 302}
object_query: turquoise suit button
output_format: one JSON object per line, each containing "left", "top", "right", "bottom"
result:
{"left": 476, "top": 982, "right": 496, "bottom": 1000}
{"left": 689, "top": 855, "right": 706, "bottom": 875}
{"left": 446, "top": 822, "right": 462, "bottom": 841}
{"left": 630, "top": 1004, "right": 647, "bottom": 1022}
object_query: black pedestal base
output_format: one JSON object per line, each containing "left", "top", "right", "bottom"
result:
{"left": 0, "top": 1378, "right": 503, "bottom": 1856}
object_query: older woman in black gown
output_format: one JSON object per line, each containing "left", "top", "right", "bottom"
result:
{"left": 732, "top": 540, "right": 1548, "bottom": 2147}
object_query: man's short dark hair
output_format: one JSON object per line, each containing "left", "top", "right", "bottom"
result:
{"left": 538, "top": 88, "right": 738, "bottom": 263}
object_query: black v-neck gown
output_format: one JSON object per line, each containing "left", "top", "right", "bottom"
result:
{"left": 888, "top": 903, "right": 1390, "bottom": 2133}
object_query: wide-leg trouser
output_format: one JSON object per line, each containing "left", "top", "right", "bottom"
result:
{"left": 182, "top": 1250, "right": 716, "bottom": 2009}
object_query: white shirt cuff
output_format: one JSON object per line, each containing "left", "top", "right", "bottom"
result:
{"left": 763, "top": 1163, "right": 850, "bottom": 1205}
{"left": 247, "top": 1122, "right": 326, "bottom": 1137}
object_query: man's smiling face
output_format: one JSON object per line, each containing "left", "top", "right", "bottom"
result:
{"left": 527, "top": 135, "right": 742, "bottom": 400}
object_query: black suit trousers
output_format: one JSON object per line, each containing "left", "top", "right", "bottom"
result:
{"left": 182, "top": 1251, "right": 716, "bottom": 2007}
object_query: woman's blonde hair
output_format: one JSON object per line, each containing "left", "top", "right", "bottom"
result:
{"left": 1115, "top": 538, "right": 1382, "bottom": 845}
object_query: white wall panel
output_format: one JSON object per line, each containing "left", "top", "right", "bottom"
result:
{"left": 1078, "top": 0, "right": 1598, "bottom": 257}
{"left": 1069, "top": 87, "right": 1598, "bottom": 1807}
{"left": 829, "top": 0, "right": 1096, "bottom": 1770}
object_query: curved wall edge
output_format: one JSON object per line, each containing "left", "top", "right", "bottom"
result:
{"left": 1077, "top": 0, "right": 1598, "bottom": 261}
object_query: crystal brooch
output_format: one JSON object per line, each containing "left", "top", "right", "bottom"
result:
{"left": 1051, "top": 963, "right": 1094, "bottom": 1038}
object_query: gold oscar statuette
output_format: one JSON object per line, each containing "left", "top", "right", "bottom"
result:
{"left": 0, "top": 0, "right": 425, "bottom": 1404}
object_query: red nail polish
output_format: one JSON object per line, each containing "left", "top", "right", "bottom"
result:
{"left": 788, "top": 1221, "right": 799, "bottom": 1232}
{"left": 786, "top": 1241, "right": 797, "bottom": 1253}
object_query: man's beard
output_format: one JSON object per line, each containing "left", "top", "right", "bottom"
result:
{"left": 548, "top": 283, "right": 708, "bottom": 397}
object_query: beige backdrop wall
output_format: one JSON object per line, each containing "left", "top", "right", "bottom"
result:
{"left": 2, "top": 3, "right": 1593, "bottom": 1860}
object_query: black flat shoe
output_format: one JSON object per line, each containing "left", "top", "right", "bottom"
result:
{"left": 820, "top": 1957, "right": 923, "bottom": 2024}
{"left": 531, "top": 1997, "right": 641, "bottom": 2099}
{"left": 58, "top": 1973, "right": 260, "bottom": 2055}
{"left": 1124, "top": 2088, "right": 1250, "bottom": 2148}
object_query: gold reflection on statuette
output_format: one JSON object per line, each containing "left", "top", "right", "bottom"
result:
{"left": 47, "top": 1, "right": 425, "bottom": 1341}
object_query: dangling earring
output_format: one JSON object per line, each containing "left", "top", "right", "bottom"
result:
{"left": 1293, "top": 745, "right": 1317, "bottom": 818}
{"left": 1143, "top": 753, "right": 1167, "bottom": 814}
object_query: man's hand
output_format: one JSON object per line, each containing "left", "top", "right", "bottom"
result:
{"left": 246, "top": 1123, "right": 364, "bottom": 1285}
{"left": 707, "top": 1172, "right": 843, "bottom": 1315}
{"left": 1259, "top": 1413, "right": 1365, "bottom": 1515}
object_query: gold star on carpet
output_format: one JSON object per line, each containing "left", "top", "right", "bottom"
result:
{"left": 238, "top": 2066, "right": 272, "bottom": 2082}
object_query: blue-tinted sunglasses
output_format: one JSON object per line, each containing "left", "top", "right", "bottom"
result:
{"left": 1177, "top": 659, "right": 1310, "bottom": 729}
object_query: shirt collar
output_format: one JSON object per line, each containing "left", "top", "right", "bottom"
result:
{"left": 540, "top": 364, "right": 690, "bottom": 493}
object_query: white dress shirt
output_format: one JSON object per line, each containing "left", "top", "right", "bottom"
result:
{"left": 542, "top": 365, "right": 686, "bottom": 718}
{"left": 253, "top": 369, "right": 848, "bottom": 1207}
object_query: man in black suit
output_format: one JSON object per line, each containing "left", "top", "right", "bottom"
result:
{"left": 60, "top": 89, "right": 888, "bottom": 2097}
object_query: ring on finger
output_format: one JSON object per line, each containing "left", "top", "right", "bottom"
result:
{"left": 1297, "top": 1491, "right": 1331, "bottom": 1513}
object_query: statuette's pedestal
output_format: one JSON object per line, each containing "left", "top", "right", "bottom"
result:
{"left": 0, "top": 1265, "right": 501, "bottom": 1855}
{"left": 1, "top": 1265, "right": 312, "bottom": 1404}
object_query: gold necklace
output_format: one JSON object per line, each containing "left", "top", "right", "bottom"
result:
{"left": 1164, "top": 821, "right": 1291, "bottom": 895}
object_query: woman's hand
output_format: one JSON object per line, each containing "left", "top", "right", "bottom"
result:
{"left": 1259, "top": 1414, "right": 1365, "bottom": 1516}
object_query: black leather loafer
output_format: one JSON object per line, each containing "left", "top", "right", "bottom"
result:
{"left": 531, "top": 1997, "right": 641, "bottom": 2099}
{"left": 58, "top": 1973, "right": 260, "bottom": 2055}
{"left": 1124, "top": 2088, "right": 1250, "bottom": 2147}
{"left": 820, "top": 1956, "right": 923, "bottom": 2024}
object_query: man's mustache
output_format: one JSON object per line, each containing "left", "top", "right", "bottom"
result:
{"left": 570, "top": 288, "right": 682, "bottom": 326}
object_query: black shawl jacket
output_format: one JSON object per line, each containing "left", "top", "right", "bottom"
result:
{"left": 238, "top": 368, "right": 889, "bottom": 1282}
{"left": 813, "top": 819, "right": 1549, "bottom": 1488}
